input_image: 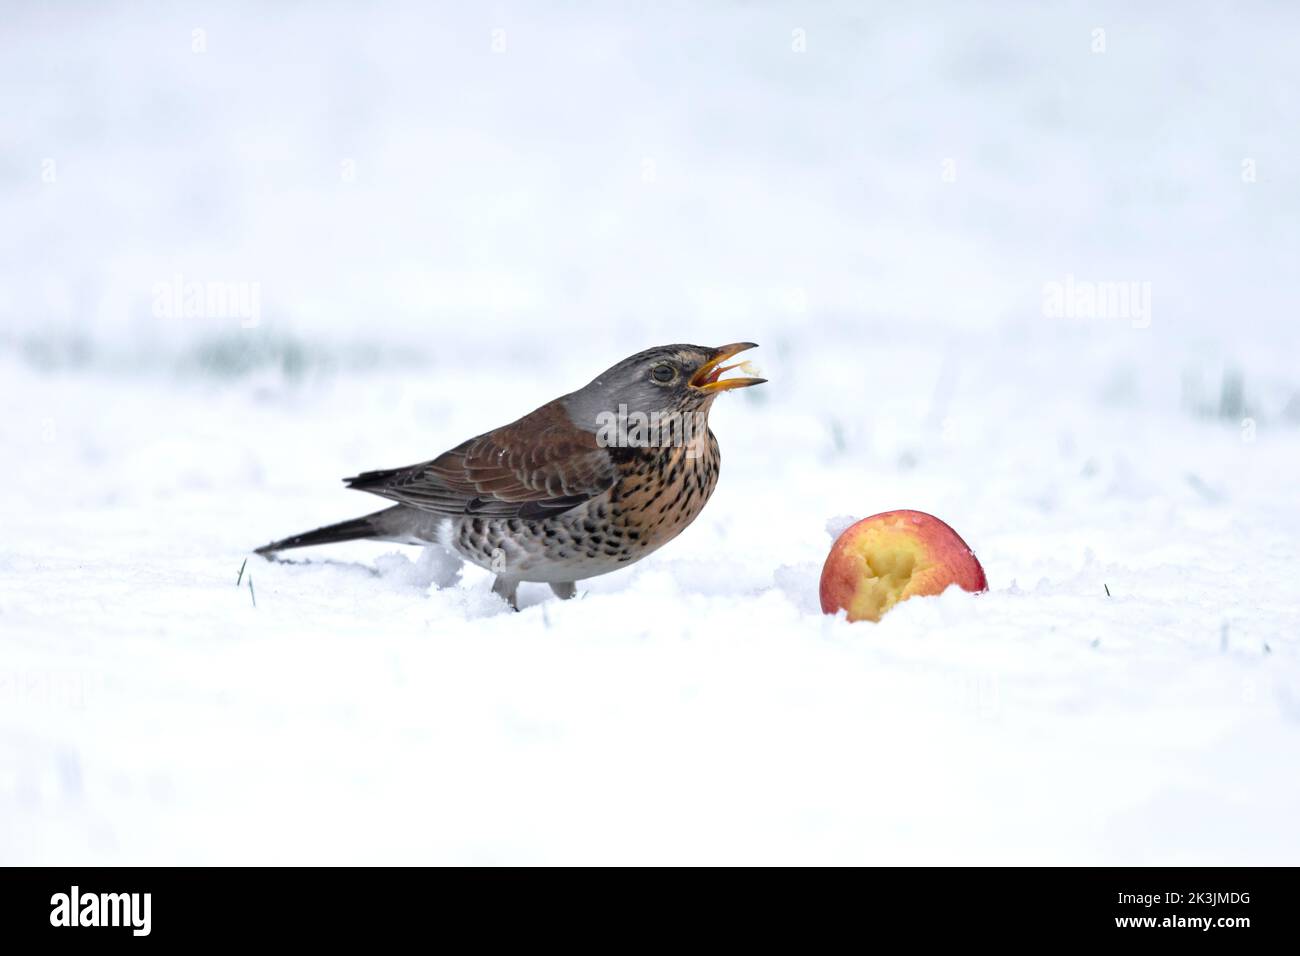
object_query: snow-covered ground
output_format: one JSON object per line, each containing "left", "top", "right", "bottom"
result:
{"left": 3, "top": 1, "right": 1299, "bottom": 864}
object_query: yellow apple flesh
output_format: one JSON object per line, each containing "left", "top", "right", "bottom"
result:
{"left": 819, "top": 510, "right": 987, "bottom": 622}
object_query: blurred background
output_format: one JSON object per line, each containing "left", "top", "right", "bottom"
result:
{"left": 4, "top": 1, "right": 1298, "bottom": 391}
{"left": 3, "top": 1, "right": 1300, "bottom": 864}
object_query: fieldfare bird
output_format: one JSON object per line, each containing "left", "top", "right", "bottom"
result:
{"left": 255, "top": 343, "right": 766, "bottom": 607}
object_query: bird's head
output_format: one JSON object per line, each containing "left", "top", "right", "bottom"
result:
{"left": 563, "top": 343, "right": 766, "bottom": 439}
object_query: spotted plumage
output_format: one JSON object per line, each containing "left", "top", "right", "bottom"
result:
{"left": 255, "top": 343, "right": 764, "bottom": 607}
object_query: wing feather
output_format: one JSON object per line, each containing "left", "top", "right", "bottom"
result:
{"left": 344, "top": 400, "right": 615, "bottom": 519}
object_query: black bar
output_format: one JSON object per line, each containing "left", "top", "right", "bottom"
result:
{"left": 0, "top": 867, "right": 1290, "bottom": 944}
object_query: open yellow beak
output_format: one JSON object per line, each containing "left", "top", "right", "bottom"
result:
{"left": 689, "top": 342, "right": 766, "bottom": 392}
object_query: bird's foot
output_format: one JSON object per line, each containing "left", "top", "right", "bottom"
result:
{"left": 549, "top": 581, "right": 577, "bottom": 600}
{"left": 492, "top": 575, "right": 520, "bottom": 611}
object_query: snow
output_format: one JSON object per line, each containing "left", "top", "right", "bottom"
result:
{"left": 3, "top": 1, "right": 1300, "bottom": 864}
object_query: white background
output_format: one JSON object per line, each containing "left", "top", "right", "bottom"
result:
{"left": 2, "top": 1, "right": 1298, "bottom": 863}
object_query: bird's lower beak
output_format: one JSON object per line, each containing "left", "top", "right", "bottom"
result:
{"left": 689, "top": 342, "right": 767, "bottom": 392}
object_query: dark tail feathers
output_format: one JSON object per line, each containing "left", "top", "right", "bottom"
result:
{"left": 254, "top": 512, "right": 382, "bottom": 555}
{"left": 344, "top": 468, "right": 403, "bottom": 492}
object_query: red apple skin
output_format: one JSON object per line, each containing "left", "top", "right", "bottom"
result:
{"left": 819, "top": 510, "right": 987, "bottom": 622}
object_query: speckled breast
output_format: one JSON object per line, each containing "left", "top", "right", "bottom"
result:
{"left": 449, "top": 430, "right": 721, "bottom": 583}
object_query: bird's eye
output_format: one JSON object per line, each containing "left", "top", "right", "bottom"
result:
{"left": 650, "top": 364, "right": 677, "bottom": 384}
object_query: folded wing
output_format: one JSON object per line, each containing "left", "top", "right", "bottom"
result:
{"left": 344, "top": 400, "right": 616, "bottom": 520}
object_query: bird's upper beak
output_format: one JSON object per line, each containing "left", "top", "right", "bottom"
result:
{"left": 689, "top": 342, "right": 767, "bottom": 392}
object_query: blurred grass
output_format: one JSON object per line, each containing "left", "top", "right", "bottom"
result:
{"left": 4, "top": 327, "right": 427, "bottom": 381}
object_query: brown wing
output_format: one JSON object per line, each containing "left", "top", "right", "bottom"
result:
{"left": 343, "top": 400, "right": 616, "bottom": 519}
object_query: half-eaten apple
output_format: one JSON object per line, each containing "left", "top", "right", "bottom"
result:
{"left": 819, "top": 510, "right": 987, "bottom": 622}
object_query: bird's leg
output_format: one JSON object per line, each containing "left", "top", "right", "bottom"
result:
{"left": 549, "top": 581, "right": 577, "bottom": 600}
{"left": 492, "top": 575, "right": 520, "bottom": 611}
